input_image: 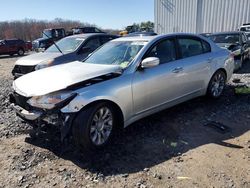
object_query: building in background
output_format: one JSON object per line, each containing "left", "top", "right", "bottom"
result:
{"left": 154, "top": 0, "right": 250, "bottom": 34}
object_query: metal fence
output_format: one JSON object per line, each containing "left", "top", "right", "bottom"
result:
{"left": 155, "top": 0, "right": 250, "bottom": 34}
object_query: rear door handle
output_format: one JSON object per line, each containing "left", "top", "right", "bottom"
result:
{"left": 172, "top": 67, "right": 183, "bottom": 73}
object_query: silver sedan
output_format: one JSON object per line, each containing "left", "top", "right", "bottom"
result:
{"left": 11, "top": 33, "right": 234, "bottom": 151}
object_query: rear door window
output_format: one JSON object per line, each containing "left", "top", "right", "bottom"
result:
{"left": 145, "top": 38, "right": 176, "bottom": 64}
{"left": 5, "top": 40, "right": 16, "bottom": 45}
{"left": 178, "top": 38, "right": 204, "bottom": 58}
{"left": 83, "top": 28, "right": 95, "bottom": 33}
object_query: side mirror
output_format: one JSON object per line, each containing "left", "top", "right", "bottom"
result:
{"left": 141, "top": 57, "right": 160, "bottom": 69}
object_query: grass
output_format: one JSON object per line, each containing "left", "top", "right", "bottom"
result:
{"left": 235, "top": 87, "right": 250, "bottom": 95}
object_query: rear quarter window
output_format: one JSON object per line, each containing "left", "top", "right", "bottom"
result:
{"left": 201, "top": 40, "right": 211, "bottom": 53}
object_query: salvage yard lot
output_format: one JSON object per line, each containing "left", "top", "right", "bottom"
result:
{"left": 0, "top": 54, "right": 249, "bottom": 188}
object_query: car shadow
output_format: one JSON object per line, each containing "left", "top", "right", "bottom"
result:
{"left": 25, "top": 86, "right": 250, "bottom": 176}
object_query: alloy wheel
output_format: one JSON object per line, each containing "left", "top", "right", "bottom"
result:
{"left": 210, "top": 72, "right": 225, "bottom": 97}
{"left": 90, "top": 107, "right": 113, "bottom": 146}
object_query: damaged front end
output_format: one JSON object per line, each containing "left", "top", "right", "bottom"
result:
{"left": 9, "top": 91, "right": 77, "bottom": 141}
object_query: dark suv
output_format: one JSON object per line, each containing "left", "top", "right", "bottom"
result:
{"left": 0, "top": 39, "right": 26, "bottom": 56}
{"left": 32, "top": 28, "right": 66, "bottom": 51}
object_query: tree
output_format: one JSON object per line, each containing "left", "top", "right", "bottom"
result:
{"left": 125, "top": 21, "right": 154, "bottom": 33}
{"left": 0, "top": 18, "right": 98, "bottom": 41}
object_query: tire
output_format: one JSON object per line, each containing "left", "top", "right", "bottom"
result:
{"left": 72, "top": 102, "right": 118, "bottom": 152}
{"left": 17, "top": 48, "right": 24, "bottom": 56}
{"left": 207, "top": 70, "right": 226, "bottom": 99}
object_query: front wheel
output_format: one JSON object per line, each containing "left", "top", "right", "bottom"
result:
{"left": 72, "top": 102, "right": 117, "bottom": 152}
{"left": 207, "top": 70, "right": 226, "bottom": 98}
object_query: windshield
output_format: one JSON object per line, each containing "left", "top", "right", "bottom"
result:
{"left": 84, "top": 41, "right": 147, "bottom": 68}
{"left": 46, "top": 37, "right": 85, "bottom": 53}
{"left": 209, "top": 34, "right": 240, "bottom": 44}
{"left": 42, "top": 30, "right": 52, "bottom": 38}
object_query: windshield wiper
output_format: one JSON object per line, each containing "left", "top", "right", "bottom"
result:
{"left": 42, "top": 31, "right": 64, "bottom": 55}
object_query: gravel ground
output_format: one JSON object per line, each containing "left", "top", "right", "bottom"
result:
{"left": 0, "top": 54, "right": 249, "bottom": 188}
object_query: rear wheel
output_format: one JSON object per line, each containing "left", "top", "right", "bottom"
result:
{"left": 72, "top": 102, "right": 118, "bottom": 152}
{"left": 17, "top": 48, "right": 24, "bottom": 56}
{"left": 207, "top": 70, "right": 226, "bottom": 98}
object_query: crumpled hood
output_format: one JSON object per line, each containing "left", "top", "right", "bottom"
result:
{"left": 15, "top": 52, "right": 62, "bottom": 66}
{"left": 13, "top": 61, "right": 122, "bottom": 97}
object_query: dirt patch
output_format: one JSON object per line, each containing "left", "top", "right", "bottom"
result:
{"left": 0, "top": 55, "right": 249, "bottom": 188}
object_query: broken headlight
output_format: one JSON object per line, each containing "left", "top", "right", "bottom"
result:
{"left": 27, "top": 91, "right": 76, "bottom": 110}
{"left": 35, "top": 59, "right": 54, "bottom": 70}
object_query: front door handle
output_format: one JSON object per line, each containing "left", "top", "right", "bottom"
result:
{"left": 172, "top": 67, "right": 183, "bottom": 73}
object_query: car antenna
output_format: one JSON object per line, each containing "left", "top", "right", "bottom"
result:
{"left": 42, "top": 31, "right": 64, "bottom": 55}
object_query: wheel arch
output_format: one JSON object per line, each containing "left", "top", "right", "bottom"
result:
{"left": 76, "top": 99, "right": 125, "bottom": 129}
{"left": 216, "top": 68, "right": 227, "bottom": 80}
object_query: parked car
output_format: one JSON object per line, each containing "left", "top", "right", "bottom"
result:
{"left": 12, "top": 33, "right": 118, "bottom": 78}
{"left": 10, "top": 33, "right": 234, "bottom": 152}
{"left": 72, "top": 27, "right": 105, "bottom": 35}
{"left": 209, "top": 31, "right": 250, "bottom": 71}
{"left": 25, "top": 41, "right": 32, "bottom": 51}
{"left": 0, "top": 39, "right": 26, "bottom": 56}
{"left": 32, "top": 28, "right": 66, "bottom": 51}
{"left": 241, "top": 24, "right": 250, "bottom": 40}
{"left": 239, "top": 23, "right": 250, "bottom": 35}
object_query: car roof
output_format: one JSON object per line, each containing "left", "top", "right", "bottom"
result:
{"left": 66, "top": 33, "right": 116, "bottom": 39}
{"left": 241, "top": 25, "right": 250, "bottom": 28}
{"left": 4, "top": 39, "right": 23, "bottom": 41}
{"left": 113, "top": 33, "right": 208, "bottom": 42}
{"left": 44, "top": 28, "right": 64, "bottom": 30}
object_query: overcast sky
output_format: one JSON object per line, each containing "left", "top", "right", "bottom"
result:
{"left": 0, "top": 0, "right": 154, "bottom": 29}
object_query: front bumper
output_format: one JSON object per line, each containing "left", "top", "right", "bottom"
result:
{"left": 10, "top": 92, "right": 76, "bottom": 141}
{"left": 12, "top": 65, "right": 36, "bottom": 79}
{"left": 11, "top": 104, "right": 43, "bottom": 121}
